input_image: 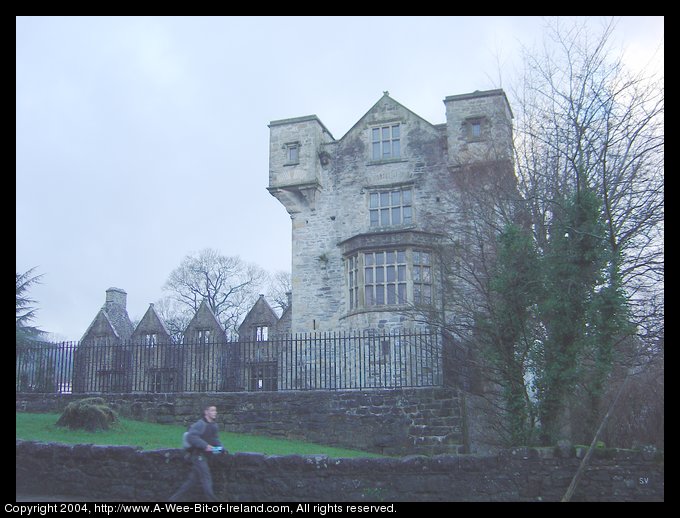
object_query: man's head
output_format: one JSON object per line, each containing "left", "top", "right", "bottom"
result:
{"left": 203, "top": 405, "right": 217, "bottom": 422}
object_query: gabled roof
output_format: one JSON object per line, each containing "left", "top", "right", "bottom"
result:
{"left": 80, "top": 310, "right": 116, "bottom": 342}
{"left": 184, "top": 299, "right": 227, "bottom": 338}
{"left": 80, "top": 305, "right": 134, "bottom": 343}
{"left": 337, "top": 92, "right": 439, "bottom": 142}
{"left": 238, "top": 294, "right": 279, "bottom": 336}
{"left": 253, "top": 294, "right": 279, "bottom": 321}
{"left": 133, "top": 303, "right": 172, "bottom": 338}
{"left": 278, "top": 302, "right": 291, "bottom": 322}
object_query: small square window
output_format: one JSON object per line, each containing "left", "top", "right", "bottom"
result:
{"left": 466, "top": 118, "right": 484, "bottom": 141}
{"left": 285, "top": 143, "right": 300, "bottom": 164}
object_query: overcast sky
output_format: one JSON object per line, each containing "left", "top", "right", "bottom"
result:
{"left": 16, "top": 16, "right": 663, "bottom": 341}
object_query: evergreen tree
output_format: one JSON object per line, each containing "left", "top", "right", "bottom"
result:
{"left": 16, "top": 267, "right": 45, "bottom": 348}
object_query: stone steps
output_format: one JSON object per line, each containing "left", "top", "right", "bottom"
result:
{"left": 403, "top": 395, "right": 464, "bottom": 454}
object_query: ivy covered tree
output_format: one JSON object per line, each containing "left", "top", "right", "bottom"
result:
{"left": 466, "top": 17, "right": 661, "bottom": 448}
{"left": 513, "top": 17, "right": 663, "bottom": 446}
{"left": 477, "top": 223, "right": 540, "bottom": 446}
{"left": 474, "top": 187, "right": 632, "bottom": 446}
{"left": 534, "top": 187, "right": 617, "bottom": 444}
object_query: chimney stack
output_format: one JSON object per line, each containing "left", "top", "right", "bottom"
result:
{"left": 105, "top": 287, "right": 127, "bottom": 308}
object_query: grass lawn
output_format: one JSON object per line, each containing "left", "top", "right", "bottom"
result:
{"left": 16, "top": 412, "right": 384, "bottom": 458}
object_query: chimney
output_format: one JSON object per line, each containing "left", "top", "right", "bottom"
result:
{"left": 105, "top": 287, "right": 127, "bottom": 308}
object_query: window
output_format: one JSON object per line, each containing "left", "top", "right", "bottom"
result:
{"left": 255, "top": 326, "right": 269, "bottom": 342}
{"left": 369, "top": 187, "right": 413, "bottom": 227}
{"left": 197, "top": 329, "right": 211, "bottom": 344}
{"left": 364, "top": 250, "right": 407, "bottom": 306}
{"left": 285, "top": 142, "right": 300, "bottom": 164}
{"left": 413, "top": 250, "right": 432, "bottom": 305}
{"left": 466, "top": 118, "right": 484, "bottom": 141}
{"left": 347, "top": 248, "right": 432, "bottom": 310}
{"left": 249, "top": 362, "right": 277, "bottom": 391}
{"left": 348, "top": 255, "right": 359, "bottom": 310}
{"left": 371, "top": 124, "right": 400, "bottom": 160}
{"left": 143, "top": 333, "right": 157, "bottom": 346}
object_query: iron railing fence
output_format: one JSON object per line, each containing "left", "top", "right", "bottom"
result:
{"left": 16, "top": 330, "right": 443, "bottom": 394}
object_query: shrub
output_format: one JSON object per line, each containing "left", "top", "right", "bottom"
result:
{"left": 56, "top": 397, "right": 118, "bottom": 432}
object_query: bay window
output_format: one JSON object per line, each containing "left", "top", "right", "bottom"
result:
{"left": 346, "top": 248, "right": 433, "bottom": 310}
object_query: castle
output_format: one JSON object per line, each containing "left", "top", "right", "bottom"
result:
{"left": 71, "top": 89, "right": 514, "bottom": 393}
{"left": 268, "top": 89, "right": 513, "bottom": 334}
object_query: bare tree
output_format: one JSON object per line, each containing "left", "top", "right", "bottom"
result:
{"left": 264, "top": 270, "right": 292, "bottom": 314}
{"left": 418, "top": 157, "right": 535, "bottom": 448}
{"left": 510, "top": 17, "right": 663, "bottom": 445}
{"left": 415, "top": 18, "right": 663, "bottom": 449}
{"left": 513, "top": 17, "right": 663, "bottom": 339}
{"left": 160, "top": 249, "right": 267, "bottom": 337}
{"left": 152, "top": 297, "right": 191, "bottom": 343}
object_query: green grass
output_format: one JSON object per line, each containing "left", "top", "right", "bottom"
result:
{"left": 16, "top": 412, "right": 384, "bottom": 458}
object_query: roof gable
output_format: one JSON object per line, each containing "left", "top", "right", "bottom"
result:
{"left": 81, "top": 309, "right": 126, "bottom": 342}
{"left": 105, "top": 306, "right": 134, "bottom": 342}
{"left": 184, "top": 300, "right": 227, "bottom": 340}
{"left": 132, "top": 303, "right": 172, "bottom": 341}
{"left": 338, "top": 93, "right": 439, "bottom": 142}
{"left": 238, "top": 295, "right": 279, "bottom": 338}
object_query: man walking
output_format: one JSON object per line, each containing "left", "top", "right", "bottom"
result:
{"left": 169, "top": 405, "right": 225, "bottom": 502}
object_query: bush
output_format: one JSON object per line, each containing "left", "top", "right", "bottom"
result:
{"left": 56, "top": 397, "right": 118, "bottom": 432}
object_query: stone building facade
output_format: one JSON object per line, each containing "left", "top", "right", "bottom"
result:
{"left": 80, "top": 287, "right": 135, "bottom": 345}
{"left": 237, "top": 294, "right": 280, "bottom": 342}
{"left": 131, "top": 303, "right": 172, "bottom": 345}
{"left": 181, "top": 300, "right": 229, "bottom": 392}
{"left": 73, "top": 288, "right": 287, "bottom": 393}
{"left": 237, "top": 294, "right": 280, "bottom": 391}
{"left": 74, "top": 288, "right": 135, "bottom": 392}
{"left": 130, "top": 303, "right": 177, "bottom": 392}
{"left": 268, "top": 89, "right": 513, "bottom": 335}
{"left": 69, "top": 89, "right": 514, "bottom": 395}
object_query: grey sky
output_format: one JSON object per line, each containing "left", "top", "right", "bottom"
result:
{"left": 16, "top": 16, "right": 663, "bottom": 341}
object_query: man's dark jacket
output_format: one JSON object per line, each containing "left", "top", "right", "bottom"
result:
{"left": 185, "top": 418, "right": 223, "bottom": 453}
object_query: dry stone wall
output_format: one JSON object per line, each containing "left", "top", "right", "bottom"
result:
{"left": 17, "top": 388, "right": 464, "bottom": 456}
{"left": 15, "top": 440, "right": 663, "bottom": 502}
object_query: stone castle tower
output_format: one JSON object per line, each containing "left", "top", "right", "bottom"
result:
{"left": 268, "top": 90, "right": 513, "bottom": 334}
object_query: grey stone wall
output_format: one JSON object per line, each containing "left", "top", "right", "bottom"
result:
{"left": 444, "top": 90, "right": 514, "bottom": 166}
{"left": 16, "top": 388, "right": 464, "bottom": 456}
{"left": 267, "top": 91, "right": 513, "bottom": 337}
{"left": 237, "top": 295, "right": 279, "bottom": 341}
{"left": 131, "top": 304, "right": 172, "bottom": 344}
{"left": 16, "top": 440, "right": 663, "bottom": 502}
{"left": 183, "top": 301, "right": 226, "bottom": 343}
